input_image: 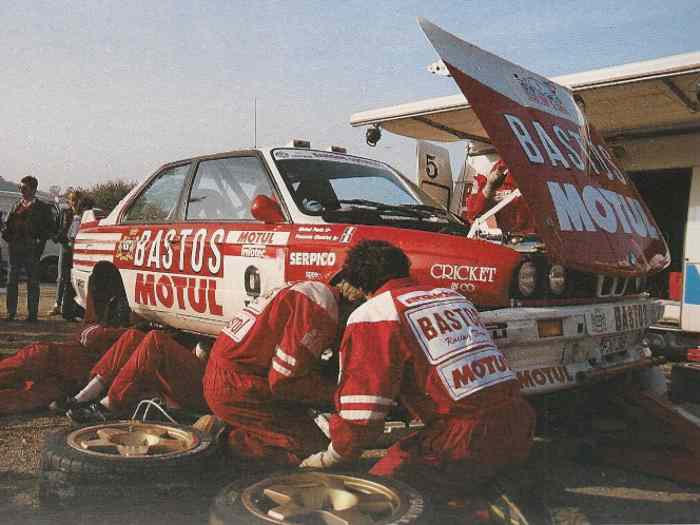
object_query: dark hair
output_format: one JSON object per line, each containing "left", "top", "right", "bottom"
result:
{"left": 20, "top": 175, "right": 38, "bottom": 191}
{"left": 341, "top": 240, "right": 410, "bottom": 294}
{"left": 79, "top": 195, "right": 95, "bottom": 211}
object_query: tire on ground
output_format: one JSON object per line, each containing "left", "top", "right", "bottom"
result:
{"left": 39, "top": 421, "right": 223, "bottom": 509}
{"left": 209, "top": 470, "right": 432, "bottom": 525}
{"left": 670, "top": 363, "right": 700, "bottom": 403}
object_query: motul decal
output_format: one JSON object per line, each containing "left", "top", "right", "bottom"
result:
{"left": 228, "top": 231, "right": 290, "bottom": 245}
{"left": 438, "top": 347, "right": 515, "bottom": 400}
{"left": 517, "top": 365, "right": 574, "bottom": 392}
{"left": 133, "top": 271, "right": 223, "bottom": 316}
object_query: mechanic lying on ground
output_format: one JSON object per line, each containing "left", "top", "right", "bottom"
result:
{"left": 301, "top": 240, "right": 536, "bottom": 495}
{"left": 0, "top": 295, "right": 130, "bottom": 416}
{"left": 61, "top": 328, "right": 212, "bottom": 422}
{"left": 203, "top": 279, "right": 361, "bottom": 466}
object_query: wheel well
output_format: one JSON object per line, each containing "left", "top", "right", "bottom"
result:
{"left": 88, "top": 262, "right": 128, "bottom": 322}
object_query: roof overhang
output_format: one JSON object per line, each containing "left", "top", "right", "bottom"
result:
{"left": 350, "top": 51, "right": 700, "bottom": 142}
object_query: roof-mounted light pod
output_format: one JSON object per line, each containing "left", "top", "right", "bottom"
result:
{"left": 289, "top": 139, "right": 311, "bottom": 149}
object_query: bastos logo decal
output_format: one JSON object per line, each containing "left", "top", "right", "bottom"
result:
{"left": 419, "top": 18, "right": 669, "bottom": 276}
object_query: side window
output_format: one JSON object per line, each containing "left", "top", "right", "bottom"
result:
{"left": 186, "top": 156, "right": 275, "bottom": 221}
{"left": 123, "top": 164, "right": 190, "bottom": 223}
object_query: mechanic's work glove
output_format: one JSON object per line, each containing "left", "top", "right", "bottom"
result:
{"left": 483, "top": 159, "right": 508, "bottom": 198}
{"left": 299, "top": 443, "right": 344, "bottom": 469}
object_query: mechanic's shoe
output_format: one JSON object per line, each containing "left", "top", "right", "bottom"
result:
{"left": 49, "top": 396, "right": 80, "bottom": 413}
{"left": 67, "top": 402, "right": 111, "bottom": 423}
{"left": 5, "top": 314, "right": 15, "bottom": 321}
{"left": 193, "top": 414, "right": 228, "bottom": 440}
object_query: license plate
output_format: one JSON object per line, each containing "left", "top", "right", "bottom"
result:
{"left": 598, "top": 333, "right": 630, "bottom": 356}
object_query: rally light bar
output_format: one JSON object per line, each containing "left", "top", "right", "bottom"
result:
{"left": 288, "top": 139, "right": 311, "bottom": 149}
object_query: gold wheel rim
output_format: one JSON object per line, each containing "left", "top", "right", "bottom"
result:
{"left": 241, "top": 472, "right": 402, "bottom": 525}
{"left": 67, "top": 421, "right": 199, "bottom": 458}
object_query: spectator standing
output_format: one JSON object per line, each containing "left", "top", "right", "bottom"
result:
{"left": 49, "top": 190, "right": 81, "bottom": 317}
{"left": 1, "top": 176, "right": 55, "bottom": 322}
{"left": 60, "top": 195, "right": 94, "bottom": 320}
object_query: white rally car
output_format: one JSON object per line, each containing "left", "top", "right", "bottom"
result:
{"left": 72, "top": 24, "right": 667, "bottom": 398}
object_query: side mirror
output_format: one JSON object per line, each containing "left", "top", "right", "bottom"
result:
{"left": 251, "top": 195, "right": 285, "bottom": 224}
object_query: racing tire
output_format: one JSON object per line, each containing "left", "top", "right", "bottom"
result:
{"left": 39, "top": 420, "right": 223, "bottom": 509}
{"left": 670, "top": 363, "right": 700, "bottom": 404}
{"left": 209, "top": 470, "right": 432, "bottom": 525}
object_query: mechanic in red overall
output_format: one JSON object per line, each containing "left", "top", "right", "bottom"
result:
{"left": 0, "top": 310, "right": 129, "bottom": 415}
{"left": 65, "top": 328, "right": 211, "bottom": 422}
{"left": 301, "top": 241, "right": 535, "bottom": 493}
{"left": 465, "top": 159, "right": 535, "bottom": 235}
{"left": 203, "top": 280, "right": 348, "bottom": 466}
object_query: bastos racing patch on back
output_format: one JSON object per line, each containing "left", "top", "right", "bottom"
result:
{"left": 418, "top": 18, "right": 669, "bottom": 277}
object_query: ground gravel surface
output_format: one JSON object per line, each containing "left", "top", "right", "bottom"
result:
{"left": 1, "top": 286, "right": 699, "bottom": 524}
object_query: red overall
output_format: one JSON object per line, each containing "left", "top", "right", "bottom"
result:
{"left": 105, "top": 330, "right": 206, "bottom": 412}
{"left": 464, "top": 161, "right": 535, "bottom": 234}
{"left": 204, "top": 281, "right": 339, "bottom": 465}
{"left": 328, "top": 278, "right": 535, "bottom": 487}
{"left": 0, "top": 324, "right": 126, "bottom": 415}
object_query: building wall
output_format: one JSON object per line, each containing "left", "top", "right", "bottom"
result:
{"left": 616, "top": 133, "right": 700, "bottom": 172}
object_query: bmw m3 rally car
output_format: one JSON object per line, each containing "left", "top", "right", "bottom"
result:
{"left": 71, "top": 22, "right": 669, "bottom": 398}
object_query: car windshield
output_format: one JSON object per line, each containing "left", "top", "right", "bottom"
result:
{"left": 272, "top": 148, "right": 468, "bottom": 233}
{"left": 273, "top": 149, "right": 439, "bottom": 211}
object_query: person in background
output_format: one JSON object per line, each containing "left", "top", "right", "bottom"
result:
{"left": 1, "top": 176, "right": 56, "bottom": 322}
{"left": 49, "top": 190, "right": 82, "bottom": 317}
{"left": 465, "top": 159, "right": 535, "bottom": 235}
{"left": 301, "top": 241, "right": 535, "bottom": 499}
{"left": 60, "top": 194, "right": 94, "bottom": 320}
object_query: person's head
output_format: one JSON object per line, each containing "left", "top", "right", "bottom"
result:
{"left": 67, "top": 190, "right": 82, "bottom": 212}
{"left": 340, "top": 240, "right": 411, "bottom": 296}
{"left": 19, "top": 176, "right": 38, "bottom": 200}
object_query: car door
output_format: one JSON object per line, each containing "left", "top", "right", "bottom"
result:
{"left": 180, "top": 154, "right": 290, "bottom": 334}
{"left": 115, "top": 162, "right": 192, "bottom": 326}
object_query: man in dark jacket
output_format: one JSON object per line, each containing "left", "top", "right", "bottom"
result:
{"left": 1, "top": 175, "right": 56, "bottom": 322}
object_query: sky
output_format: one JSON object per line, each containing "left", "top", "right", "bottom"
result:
{"left": 0, "top": 0, "right": 697, "bottom": 192}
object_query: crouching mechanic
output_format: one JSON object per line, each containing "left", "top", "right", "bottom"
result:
{"left": 301, "top": 241, "right": 535, "bottom": 493}
{"left": 66, "top": 328, "right": 211, "bottom": 422}
{"left": 204, "top": 280, "right": 356, "bottom": 466}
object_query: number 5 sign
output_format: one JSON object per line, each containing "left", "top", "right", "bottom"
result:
{"left": 417, "top": 140, "right": 454, "bottom": 210}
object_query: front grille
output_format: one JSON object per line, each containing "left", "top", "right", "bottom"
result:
{"left": 511, "top": 253, "right": 646, "bottom": 304}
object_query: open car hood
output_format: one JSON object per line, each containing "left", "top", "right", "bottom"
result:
{"left": 419, "top": 18, "right": 670, "bottom": 277}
